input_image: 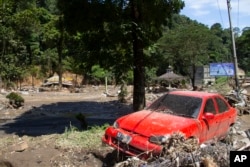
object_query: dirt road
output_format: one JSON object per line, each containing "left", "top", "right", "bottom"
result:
{"left": 0, "top": 87, "right": 132, "bottom": 167}
{"left": 0, "top": 90, "right": 132, "bottom": 136}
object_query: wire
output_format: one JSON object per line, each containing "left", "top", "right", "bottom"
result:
{"left": 216, "top": 0, "right": 224, "bottom": 28}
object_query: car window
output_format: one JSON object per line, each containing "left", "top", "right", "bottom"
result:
{"left": 147, "top": 94, "right": 202, "bottom": 118}
{"left": 204, "top": 98, "right": 216, "bottom": 114}
{"left": 215, "top": 97, "right": 229, "bottom": 113}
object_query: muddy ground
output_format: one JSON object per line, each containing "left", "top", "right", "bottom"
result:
{"left": 0, "top": 86, "right": 250, "bottom": 167}
{"left": 0, "top": 86, "right": 133, "bottom": 167}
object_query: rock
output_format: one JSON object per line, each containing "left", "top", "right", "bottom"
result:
{"left": 11, "top": 141, "right": 28, "bottom": 152}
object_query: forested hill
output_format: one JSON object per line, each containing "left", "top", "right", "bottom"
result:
{"left": 0, "top": 0, "right": 249, "bottom": 91}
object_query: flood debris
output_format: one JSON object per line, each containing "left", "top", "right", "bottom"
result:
{"left": 114, "top": 128, "right": 250, "bottom": 167}
{"left": 234, "top": 129, "right": 250, "bottom": 151}
{"left": 224, "top": 89, "right": 250, "bottom": 115}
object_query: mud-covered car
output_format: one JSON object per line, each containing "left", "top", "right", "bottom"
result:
{"left": 102, "top": 90, "right": 237, "bottom": 159}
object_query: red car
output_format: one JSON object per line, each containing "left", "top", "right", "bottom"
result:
{"left": 102, "top": 90, "right": 237, "bottom": 158}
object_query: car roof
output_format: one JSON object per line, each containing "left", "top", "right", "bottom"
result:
{"left": 169, "top": 90, "right": 220, "bottom": 98}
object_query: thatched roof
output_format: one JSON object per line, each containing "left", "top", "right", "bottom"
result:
{"left": 157, "top": 72, "right": 185, "bottom": 81}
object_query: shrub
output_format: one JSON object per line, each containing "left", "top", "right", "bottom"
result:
{"left": 6, "top": 92, "right": 24, "bottom": 108}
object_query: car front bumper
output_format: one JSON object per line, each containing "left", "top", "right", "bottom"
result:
{"left": 102, "top": 126, "right": 163, "bottom": 159}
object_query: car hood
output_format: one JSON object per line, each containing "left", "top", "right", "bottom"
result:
{"left": 118, "top": 110, "right": 197, "bottom": 137}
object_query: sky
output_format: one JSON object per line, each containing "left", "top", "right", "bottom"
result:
{"left": 180, "top": 0, "right": 250, "bottom": 30}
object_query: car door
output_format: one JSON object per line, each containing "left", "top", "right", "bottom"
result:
{"left": 213, "top": 97, "right": 232, "bottom": 138}
{"left": 199, "top": 98, "right": 220, "bottom": 142}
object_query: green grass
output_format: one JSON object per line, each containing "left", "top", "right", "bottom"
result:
{"left": 55, "top": 123, "right": 110, "bottom": 149}
{"left": 0, "top": 124, "right": 110, "bottom": 153}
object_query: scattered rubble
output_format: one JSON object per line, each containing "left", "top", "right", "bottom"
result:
{"left": 115, "top": 127, "right": 250, "bottom": 167}
{"left": 0, "top": 85, "right": 250, "bottom": 167}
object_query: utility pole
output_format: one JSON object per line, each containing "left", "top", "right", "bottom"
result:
{"left": 227, "top": 0, "right": 240, "bottom": 98}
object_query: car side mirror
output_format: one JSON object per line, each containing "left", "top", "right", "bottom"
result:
{"left": 202, "top": 112, "right": 215, "bottom": 120}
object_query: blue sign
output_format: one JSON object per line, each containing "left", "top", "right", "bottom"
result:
{"left": 209, "top": 63, "right": 235, "bottom": 76}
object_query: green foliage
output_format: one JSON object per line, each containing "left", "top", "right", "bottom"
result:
{"left": 29, "top": 66, "right": 40, "bottom": 77}
{"left": 88, "top": 124, "right": 109, "bottom": 132}
{"left": 91, "top": 65, "right": 106, "bottom": 79}
{"left": 0, "top": 0, "right": 249, "bottom": 98}
{"left": 6, "top": 92, "right": 25, "bottom": 108}
{"left": 207, "top": 77, "right": 231, "bottom": 95}
{"left": 215, "top": 77, "right": 229, "bottom": 84}
{"left": 90, "top": 65, "right": 108, "bottom": 84}
{"left": 126, "top": 70, "right": 134, "bottom": 85}
{"left": 0, "top": 1, "right": 56, "bottom": 87}
{"left": 209, "top": 23, "right": 231, "bottom": 62}
{"left": 40, "top": 48, "right": 58, "bottom": 76}
{"left": 57, "top": 0, "right": 185, "bottom": 110}
{"left": 236, "top": 28, "right": 250, "bottom": 75}
{"left": 155, "top": 15, "right": 236, "bottom": 88}
{"left": 145, "top": 67, "right": 157, "bottom": 86}
{"left": 157, "top": 17, "right": 212, "bottom": 75}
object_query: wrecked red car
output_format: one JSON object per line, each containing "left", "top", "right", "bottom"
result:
{"left": 102, "top": 90, "right": 237, "bottom": 158}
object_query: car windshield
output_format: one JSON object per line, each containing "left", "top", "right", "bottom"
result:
{"left": 147, "top": 93, "right": 202, "bottom": 118}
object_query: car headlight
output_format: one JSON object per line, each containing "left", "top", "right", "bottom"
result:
{"left": 149, "top": 135, "right": 170, "bottom": 144}
{"left": 113, "top": 121, "right": 119, "bottom": 129}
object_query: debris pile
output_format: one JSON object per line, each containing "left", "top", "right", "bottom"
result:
{"left": 145, "top": 132, "right": 232, "bottom": 167}
{"left": 224, "top": 88, "right": 250, "bottom": 115}
{"left": 115, "top": 129, "right": 250, "bottom": 167}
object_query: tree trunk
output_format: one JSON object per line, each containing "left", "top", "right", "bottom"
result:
{"left": 57, "top": 16, "right": 64, "bottom": 90}
{"left": 32, "top": 75, "right": 34, "bottom": 88}
{"left": 191, "top": 64, "right": 196, "bottom": 90}
{"left": 131, "top": 0, "right": 145, "bottom": 111}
